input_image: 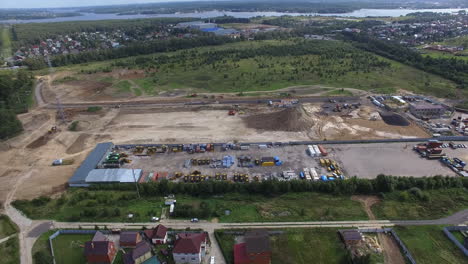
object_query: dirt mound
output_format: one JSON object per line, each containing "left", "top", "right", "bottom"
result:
{"left": 27, "top": 133, "right": 52, "bottom": 149}
{"left": 379, "top": 112, "right": 410, "bottom": 126}
{"left": 243, "top": 107, "right": 313, "bottom": 132}
{"left": 66, "top": 133, "right": 90, "bottom": 154}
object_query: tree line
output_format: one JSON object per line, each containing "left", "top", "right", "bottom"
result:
{"left": 89, "top": 175, "right": 468, "bottom": 197}
{"left": 341, "top": 32, "right": 468, "bottom": 88}
{"left": 22, "top": 35, "right": 238, "bottom": 70}
{"left": 0, "top": 71, "right": 33, "bottom": 139}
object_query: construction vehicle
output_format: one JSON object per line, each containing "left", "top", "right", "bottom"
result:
{"left": 319, "top": 159, "right": 326, "bottom": 167}
{"left": 48, "top": 126, "right": 57, "bottom": 134}
{"left": 175, "top": 172, "right": 184, "bottom": 178}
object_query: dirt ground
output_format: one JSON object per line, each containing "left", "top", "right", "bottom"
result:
{"left": 0, "top": 101, "right": 463, "bottom": 202}
{"left": 378, "top": 233, "right": 406, "bottom": 264}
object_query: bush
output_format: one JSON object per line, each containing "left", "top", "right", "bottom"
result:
{"left": 31, "top": 196, "right": 50, "bottom": 206}
{"left": 68, "top": 120, "right": 79, "bottom": 131}
{"left": 33, "top": 252, "right": 52, "bottom": 264}
{"left": 87, "top": 106, "right": 102, "bottom": 112}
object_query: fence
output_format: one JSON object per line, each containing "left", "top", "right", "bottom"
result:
{"left": 114, "top": 136, "right": 468, "bottom": 149}
{"left": 443, "top": 226, "right": 468, "bottom": 257}
{"left": 48, "top": 230, "right": 109, "bottom": 264}
{"left": 358, "top": 228, "right": 417, "bottom": 264}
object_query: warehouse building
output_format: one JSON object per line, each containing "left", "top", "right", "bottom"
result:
{"left": 68, "top": 142, "right": 114, "bottom": 187}
{"left": 85, "top": 169, "right": 142, "bottom": 184}
{"left": 409, "top": 102, "right": 446, "bottom": 119}
{"left": 175, "top": 21, "right": 217, "bottom": 30}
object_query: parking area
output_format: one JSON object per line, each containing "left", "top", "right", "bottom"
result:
{"left": 118, "top": 141, "right": 468, "bottom": 180}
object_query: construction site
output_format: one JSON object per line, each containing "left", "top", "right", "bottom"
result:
{"left": 1, "top": 76, "right": 467, "bottom": 202}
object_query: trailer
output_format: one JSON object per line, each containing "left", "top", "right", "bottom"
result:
{"left": 310, "top": 168, "right": 319, "bottom": 181}
{"left": 303, "top": 168, "right": 312, "bottom": 180}
{"left": 307, "top": 145, "right": 316, "bottom": 157}
{"left": 318, "top": 145, "right": 328, "bottom": 156}
{"left": 313, "top": 145, "right": 321, "bottom": 157}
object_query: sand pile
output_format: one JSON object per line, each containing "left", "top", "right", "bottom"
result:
{"left": 379, "top": 112, "right": 410, "bottom": 126}
{"left": 243, "top": 107, "right": 313, "bottom": 132}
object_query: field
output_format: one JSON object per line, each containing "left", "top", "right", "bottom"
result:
{"left": 372, "top": 189, "right": 468, "bottom": 220}
{"left": 174, "top": 192, "right": 368, "bottom": 222}
{"left": 0, "top": 236, "right": 20, "bottom": 264}
{"left": 52, "top": 234, "right": 93, "bottom": 264}
{"left": 41, "top": 39, "right": 458, "bottom": 103}
{"left": 0, "top": 26, "right": 12, "bottom": 61}
{"left": 32, "top": 230, "right": 54, "bottom": 264}
{"left": 394, "top": 225, "right": 467, "bottom": 264}
{"left": 0, "top": 215, "right": 19, "bottom": 239}
{"left": 215, "top": 228, "right": 349, "bottom": 264}
{"left": 12, "top": 190, "right": 163, "bottom": 222}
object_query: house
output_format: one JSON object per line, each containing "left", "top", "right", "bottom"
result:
{"left": 123, "top": 241, "right": 153, "bottom": 264}
{"left": 409, "top": 102, "right": 446, "bottom": 119}
{"left": 338, "top": 229, "right": 363, "bottom": 246}
{"left": 84, "top": 231, "right": 117, "bottom": 264}
{"left": 173, "top": 232, "right": 207, "bottom": 264}
{"left": 234, "top": 230, "right": 271, "bottom": 264}
{"left": 120, "top": 232, "right": 142, "bottom": 248}
{"left": 143, "top": 224, "right": 168, "bottom": 244}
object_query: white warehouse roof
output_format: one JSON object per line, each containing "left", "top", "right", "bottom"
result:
{"left": 85, "top": 169, "right": 142, "bottom": 183}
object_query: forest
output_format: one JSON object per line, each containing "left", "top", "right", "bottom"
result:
{"left": 0, "top": 71, "right": 34, "bottom": 139}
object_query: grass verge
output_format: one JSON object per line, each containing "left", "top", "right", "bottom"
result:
{"left": 395, "top": 225, "right": 467, "bottom": 264}
{"left": 0, "top": 215, "right": 19, "bottom": 239}
{"left": 0, "top": 236, "right": 20, "bottom": 264}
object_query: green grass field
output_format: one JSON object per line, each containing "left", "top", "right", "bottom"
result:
{"left": 46, "top": 39, "right": 459, "bottom": 98}
{"left": 0, "top": 215, "right": 19, "bottom": 239}
{"left": 216, "top": 228, "right": 350, "bottom": 264}
{"left": 395, "top": 225, "right": 467, "bottom": 264}
{"left": 0, "top": 236, "right": 20, "bottom": 264}
{"left": 52, "top": 234, "right": 93, "bottom": 264}
{"left": 372, "top": 189, "right": 468, "bottom": 220}
{"left": 32, "top": 230, "right": 55, "bottom": 264}
{"left": 0, "top": 26, "right": 12, "bottom": 60}
{"left": 176, "top": 192, "right": 368, "bottom": 222}
{"left": 13, "top": 190, "right": 164, "bottom": 222}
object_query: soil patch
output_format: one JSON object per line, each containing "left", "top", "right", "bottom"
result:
{"left": 26, "top": 133, "right": 53, "bottom": 149}
{"left": 351, "top": 195, "right": 380, "bottom": 220}
{"left": 378, "top": 233, "right": 406, "bottom": 264}
{"left": 379, "top": 112, "right": 410, "bottom": 126}
{"left": 66, "top": 134, "right": 91, "bottom": 154}
{"left": 243, "top": 107, "right": 313, "bottom": 132}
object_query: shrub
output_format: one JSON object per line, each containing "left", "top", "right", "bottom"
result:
{"left": 87, "top": 106, "right": 102, "bottom": 112}
{"left": 68, "top": 121, "right": 79, "bottom": 131}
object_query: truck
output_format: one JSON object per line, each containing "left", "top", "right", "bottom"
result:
{"left": 310, "top": 168, "right": 319, "bottom": 181}
{"left": 318, "top": 145, "right": 328, "bottom": 156}
{"left": 313, "top": 145, "right": 321, "bottom": 157}
{"left": 303, "top": 168, "right": 312, "bottom": 180}
{"left": 307, "top": 145, "right": 316, "bottom": 157}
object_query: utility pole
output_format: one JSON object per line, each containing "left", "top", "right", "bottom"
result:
{"left": 132, "top": 168, "right": 141, "bottom": 199}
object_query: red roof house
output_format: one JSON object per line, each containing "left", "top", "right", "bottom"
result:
{"left": 143, "top": 224, "right": 168, "bottom": 244}
{"left": 234, "top": 230, "right": 271, "bottom": 264}
{"left": 173, "top": 233, "right": 207, "bottom": 264}
{"left": 84, "top": 231, "right": 117, "bottom": 264}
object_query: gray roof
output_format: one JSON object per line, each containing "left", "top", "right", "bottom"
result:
{"left": 245, "top": 230, "right": 270, "bottom": 254}
{"left": 86, "top": 169, "right": 142, "bottom": 183}
{"left": 410, "top": 102, "right": 445, "bottom": 110}
{"left": 69, "top": 142, "right": 113, "bottom": 185}
{"left": 213, "top": 29, "right": 239, "bottom": 36}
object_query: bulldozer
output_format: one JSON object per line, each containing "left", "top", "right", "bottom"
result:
{"left": 48, "top": 126, "right": 58, "bottom": 134}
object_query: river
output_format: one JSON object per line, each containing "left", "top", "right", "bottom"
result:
{"left": 1, "top": 8, "right": 467, "bottom": 24}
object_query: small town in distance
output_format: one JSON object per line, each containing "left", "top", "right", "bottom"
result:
{"left": 0, "top": 1, "right": 468, "bottom": 264}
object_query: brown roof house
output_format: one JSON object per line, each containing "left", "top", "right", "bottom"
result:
{"left": 120, "top": 231, "right": 142, "bottom": 248}
{"left": 143, "top": 224, "right": 168, "bottom": 245}
{"left": 172, "top": 233, "right": 207, "bottom": 264}
{"left": 84, "top": 231, "right": 117, "bottom": 264}
{"left": 123, "top": 241, "right": 153, "bottom": 264}
{"left": 234, "top": 230, "right": 271, "bottom": 264}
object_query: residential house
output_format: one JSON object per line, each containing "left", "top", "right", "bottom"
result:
{"left": 234, "top": 230, "right": 271, "bottom": 264}
{"left": 123, "top": 241, "right": 153, "bottom": 264}
{"left": 120, "top": 231, "right": 142, "bottom": 248}
{"left": 84, "top": 231, "right": 117, "bottom": 264}
{"left": 173, "top": 232, "right": 207, "bottom": 264}
{"left": 143, "top": 224, "right": 168, "bottom": 245}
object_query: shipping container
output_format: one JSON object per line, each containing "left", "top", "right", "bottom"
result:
{"left": 318, "top": 145, "right": 328, "bottom": 156}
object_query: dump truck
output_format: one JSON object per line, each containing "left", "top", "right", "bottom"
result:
{"left": 261, "top": 157, "right": 276, "bottom": 166}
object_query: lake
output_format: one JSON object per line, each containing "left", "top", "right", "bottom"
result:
{"left": 1, "top": 8, "right": 467, "bottom": 24}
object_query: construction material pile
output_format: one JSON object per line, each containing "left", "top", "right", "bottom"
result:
{"left": 243, "top": 107, "right": 313, "bottom": 132}
{"left": 379, "top": 112, "right": 410, "bottom": 126}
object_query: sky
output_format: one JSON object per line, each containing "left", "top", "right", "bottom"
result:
{"left": 1, "top": 0, "right": 204, "bottom": 9}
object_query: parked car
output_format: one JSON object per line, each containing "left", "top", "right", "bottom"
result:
{"left": 190, "top": 218, "right": 199, "bottom": 223}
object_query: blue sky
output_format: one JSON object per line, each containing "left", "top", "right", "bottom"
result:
{"left": 1, "top": 0, "right": 200, "bottom": 9}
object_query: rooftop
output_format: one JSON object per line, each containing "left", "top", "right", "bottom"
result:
{"left": 245, "top": 230, "right": 270, "bottom": 254}
{"left": 144, "top": 225, "right": 168, "bottom": 239}
{"left": 173, "top": 233, "right": 207, "bottom": 254}
{"left": 410, "top": 102, "right": 445, "bottom": 110}
{"left": 339, "top": 229, "right": 363, "bottom": 241}
{"left": 69, "top": 142, "right": 113, "bottom": 186}
{"left": 86, "top": 169, "right": 142, "bottom": 183}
